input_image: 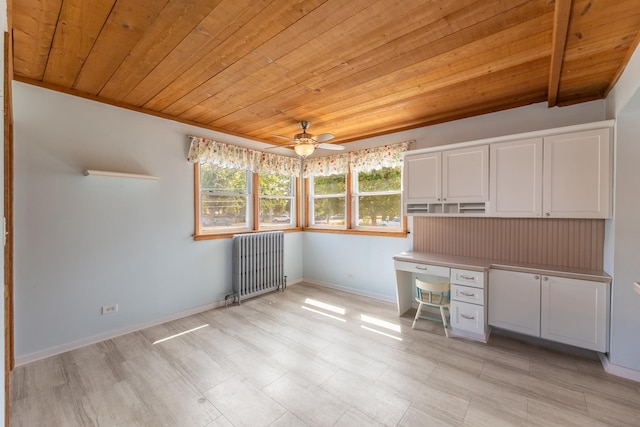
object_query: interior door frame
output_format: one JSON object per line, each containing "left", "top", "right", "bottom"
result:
{"left": 4, "top": 29, "right": 14, "bottom": 427}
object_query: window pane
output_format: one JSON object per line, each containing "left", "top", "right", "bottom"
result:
{"left": 200, "top": 195, "right": 248, "bottom": 229}
{"left": 313, "top": 174, "right": 346, "bottom": 195}
{"left": 199, "top": 165, "right": 249, "bottom": 231}
{"left": 259, "top": 173, "right": 293, "bottom": 196}
{"left": 259, "top": 199, "right": 292, "bottom": 226}
{"left": 259, "top": 173, "right": 294, "bottom": 227}
{"left": 358, "top": 167, "right": 401, "bottom": 192}
{"left": 313, "top": 197, "right": 346, "bottom": 225}
{"left": 357, "top": 194, "right": 401, "bottom": 227}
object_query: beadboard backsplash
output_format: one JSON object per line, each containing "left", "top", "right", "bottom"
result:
{"left": 412, "top": 217, "right": 604, "bottom": 270}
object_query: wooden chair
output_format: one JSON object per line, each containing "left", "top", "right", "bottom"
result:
{"left": 412, "top": 278, "right": 451, "bottom": 337}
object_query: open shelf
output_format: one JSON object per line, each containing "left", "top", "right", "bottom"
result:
{"left": 83, "top": 170, "right": 158, "bottom": 181}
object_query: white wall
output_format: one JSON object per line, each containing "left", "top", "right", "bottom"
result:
{"left": 604, "top": 40, "right": 640, "bottom": 375}
{"left": 608, "top": 111, "right": 640, "bottom": 372}
{"left": 303, "top": 230, "right": 412, "bottom": 301}
{"left": 12, "top": 82, "right": 303, "bottom": 362}
{"left": 337, "top": 100, "right": 605, "bottom": 153}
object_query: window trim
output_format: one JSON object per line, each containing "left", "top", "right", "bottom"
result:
{"left": 193, "top": 163, "right": 301, "bottom": 240}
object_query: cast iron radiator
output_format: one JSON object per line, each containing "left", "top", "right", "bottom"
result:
{"left": 227, "top": 231, "right": 286, "bottom": 306}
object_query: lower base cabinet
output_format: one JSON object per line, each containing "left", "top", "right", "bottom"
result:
{"left": 541, "top": 275, "right": 609, "bottom": 351}
{"left": 450, "top": 301, "right": 485, "bottom": 336}
{"left": 489, "top": 269, "right": 609, "bottom": 352}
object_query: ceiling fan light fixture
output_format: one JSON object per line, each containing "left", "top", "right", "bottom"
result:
{"left": 294, "top": 143, "right": 315, "bottom": 157}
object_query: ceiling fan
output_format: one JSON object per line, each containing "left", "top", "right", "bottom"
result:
{"left": 270, "top": 121, "right": 345, "bottom": 157}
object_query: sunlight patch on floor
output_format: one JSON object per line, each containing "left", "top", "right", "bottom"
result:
{"left": 153, "top": 324, "right": 209, "bottom": 345}
{"left": 360, "top": 325, "right": 403, "bottom": 341}
{"left": 304, "top": 298, "right": 346, "bottom": 315}
{"left": 360, "top": 314, "right": 401, "bottom": 333}
{"left": 301, "top": 305, "right": 346, "bottom": 322}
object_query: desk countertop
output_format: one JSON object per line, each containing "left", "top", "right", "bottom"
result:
{"left": 393, "top": 251, "right": 611, "bottom": 283}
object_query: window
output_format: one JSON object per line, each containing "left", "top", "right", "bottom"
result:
{"left": 306, "top": 167, "right": 403, "bottom": 233}
{"left": 189, "top": 135, "right": 409, "bottom": 239}
{"left": 198, "top": 164, "right": 251, "bottom": 233}
{"left": 259, "top": 173, "right": 296, "bottom": 228}
{"left": 309, "top": 174, "right": 347, "bottom": 227}
{"left": 195, "top": 164, "right": 298, "bottom": 238}
{"left": 353, "top": 167, "right": 402, "bottom": 230}
{"left": 189, "top": 136, "right": 301, "bottom": 239}
{"left": 304, "top": 141, "right": 410, "bottom": 235}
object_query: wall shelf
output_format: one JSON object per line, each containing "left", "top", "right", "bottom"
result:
{"left": 83, "top": 170, "right": 158, "bottom": 181}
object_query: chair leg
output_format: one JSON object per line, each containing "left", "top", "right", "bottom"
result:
{"left": 412, "top": 303, "right": 422, "bottom": 329}
{"left": 440, "top": 306, "right": 450, "bottom": 337}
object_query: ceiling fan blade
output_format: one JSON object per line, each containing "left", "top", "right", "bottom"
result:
{"left": 315, "top": 133, "right": 334, "bottom": 142}
{"left": 265, "top": 143, "right": 296, "bottom": 149}
{"left": 317, "top": 143, "right": 344, "bottom": 151}
{"left": 272, "top": 134, "right": 297, "bottom": 141}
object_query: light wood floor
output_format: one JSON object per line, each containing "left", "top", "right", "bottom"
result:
{"left": 10, "top": 283, "right": 640, "bottom": 426}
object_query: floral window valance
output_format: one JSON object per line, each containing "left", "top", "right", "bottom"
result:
{"left": 187, "top": 136, "right": 301, "bottom": 176}
{"left": 303, "top": 140, "right": 413, "bottom": 177}
{"left": 302, "top": 152, "right": 350, "bottom": 177}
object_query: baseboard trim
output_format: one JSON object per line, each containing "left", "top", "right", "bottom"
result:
{"left": 16, "top": 279, "right": 305, "bottom": 367}
{"left": 302, "top": 278, "right": 396, "bottom": 303}
{"left": 15, "top": 299, "right": 228, "bottom": 367}
{"left": 598, "top": 353, "right": 640, "bottom": 383}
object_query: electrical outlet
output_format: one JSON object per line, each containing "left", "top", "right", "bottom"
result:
{"left": 101, "top": 304, "right": 118, "bottom": 315}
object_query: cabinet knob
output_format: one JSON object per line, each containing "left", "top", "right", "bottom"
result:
{"left": 545, "top": 213, "right": 550, "bottom": 217}
{"left": 443, "top": 198, "right": 447, "bottom": 201}
{"left": 543, "top": 276, "right": 548, "bottom": 281}
{"left": 534, "top": 275, "right": 540, "bottom": 280}
{"left": 437, "top": 198, "right": 440, "bottom": 201}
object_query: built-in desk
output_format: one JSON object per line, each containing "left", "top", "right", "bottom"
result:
{"left": 394, "top": 251, "right": 611, "bottom": 349}
{"left": 394, "top": 251, "right": 493, "bottom": 342}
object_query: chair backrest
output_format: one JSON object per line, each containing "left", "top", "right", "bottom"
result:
{"left": 416, "top": 278, "right": 450, "bottom": 304}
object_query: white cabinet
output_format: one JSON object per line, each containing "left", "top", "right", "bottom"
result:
{"left": 403, "top": 152, "right": 441, "bottom": 204}
{"left": 489, "top": 138, "right": 543, "bottom": 217}
{"left": 489, "top": 128, "right": 611, "bottom": 219}
{"left": 442, "top": 146, "right": 489, "bottom": 203}
{"left": 543, "top": 128, "right": 611, "bottom": 218}
{"left": 488, "top": 269, "right": 610, "bottom": 352}
{"left": 404, "top": 146, "right": 489, "bottom": 215}
{"left": 488, "top": 269, "right": 541, "bottom": 336}
{"left": 450, "top": 268, "right": 488, "bottom": 342}
{"left": 541, "top": 276, "right": 609, "bottom": 352}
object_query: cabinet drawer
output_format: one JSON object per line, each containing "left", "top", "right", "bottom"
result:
{"left": 451, "top": 284, "right": 485, "bottom": 305}
{"left": 450, "top": 301, "right": 485, "bottom": 335}
{"left": 451, "top": 268, "right": 485, "bottom": 288}
{"left": 394, "top": 261, "right": 450, "bottom": 278}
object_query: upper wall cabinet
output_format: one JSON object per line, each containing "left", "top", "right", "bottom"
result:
{"left": 403, "top": 122, "right": 612, "bottom": 218}
{"left": 404, "top": 152, "right": 442, "bottom": 204}
{"left": 489, "top": 138, "right": 543, "bottom": 217}
{"left": 442, "top": 146, "right": 489, "bottom": 203}
{"left": 542, "top": 128, "right": 611, "bottom": 218}
{"left": 404, "top": 146, "right": 488, "bottom": 215}
{"left": 489, "top": 128, "right": 611, "bottom": 218}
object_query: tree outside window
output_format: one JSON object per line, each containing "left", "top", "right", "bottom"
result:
{"left": 259, "top": 173, "right": 295, "bottom": 228}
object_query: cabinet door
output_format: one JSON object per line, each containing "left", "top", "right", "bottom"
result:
{"left": 403, "top": 152, "right": 441, "bottom": 203}
{"left": 489, "top": 138, "right": 543, "bottom": 217}
{"left": 540, "top": 276, "right": 609, "bottom": 352}
{"left": 442, "top": 145, "right": 489, "bottom": 202}
{"left": 488, "top": 269, "right": 541, "bottom": 337}
{"left": 543, "top": 128, "right": 611, "bottom": 218}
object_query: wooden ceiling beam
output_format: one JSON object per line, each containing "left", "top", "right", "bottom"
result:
{"left": 547, "top": 0, "right": 572, "bottom": 107}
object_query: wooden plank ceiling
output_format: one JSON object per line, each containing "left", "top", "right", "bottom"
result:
{"left": 11, "top": 0, "right": 640, "bottom": 146}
